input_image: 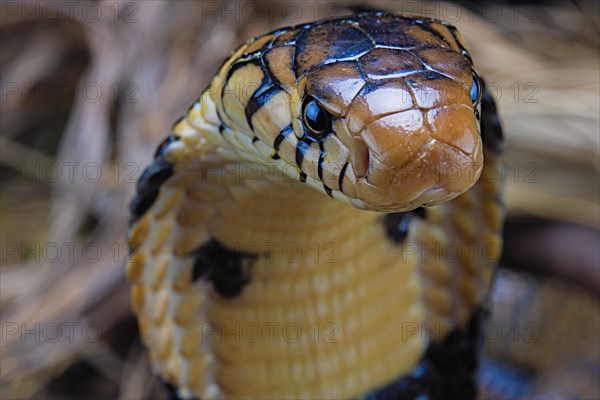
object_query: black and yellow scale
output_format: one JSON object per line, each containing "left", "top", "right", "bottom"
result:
{"left": 126, "top": 12, "right": 504, "bottom": 399}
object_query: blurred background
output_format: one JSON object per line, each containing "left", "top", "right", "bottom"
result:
{"left": 1, "top": 1, "right": 598, "bottom": 399}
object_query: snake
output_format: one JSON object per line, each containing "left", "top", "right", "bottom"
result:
{"left": 126, "top": 12, "right": 505, "bottom": 399}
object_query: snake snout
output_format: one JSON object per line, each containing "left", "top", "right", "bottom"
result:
{"left": 356, "top": 105, "right": 483, "bottom": 210}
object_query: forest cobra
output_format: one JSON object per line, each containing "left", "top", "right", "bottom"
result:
{"left": 126, "top": 12, "right": 505, "bottom": 399}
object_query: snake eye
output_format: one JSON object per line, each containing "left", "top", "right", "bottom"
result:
{"left": 302, "top": 97, "right": 331, "bottom": 140}
{"left": 470, "top": 74, "right": 481, "bottom": 105}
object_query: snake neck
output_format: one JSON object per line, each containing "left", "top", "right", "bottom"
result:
{"left": 155, "top": 153, "right": 430, "bottom": 397}
{"left": 203, "top": 164, "right": 428, "bottom": 397}
{"left": 206, "top": 164, "right": 378, "bottom": 250}
{"left": 163, "top": 88, "right": 377, "bottom": 249}
{"left": 133, "top": 86, "right": 505, "bottom": 399}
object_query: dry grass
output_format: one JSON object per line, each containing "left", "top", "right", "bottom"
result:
{"left": 1, "top": 1, "right": 598, "bottom": 399}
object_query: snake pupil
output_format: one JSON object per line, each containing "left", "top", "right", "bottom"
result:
{"left": 302, "top": 97, "right": 331, "bottom": 139}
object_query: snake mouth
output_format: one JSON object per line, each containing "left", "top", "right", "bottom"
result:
{"left": 412, "top": 185, "right": 460, "bottom": 207}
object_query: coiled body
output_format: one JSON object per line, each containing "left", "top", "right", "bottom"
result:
{"left": 127, "top": 12, "right": 504, "bottom": 399}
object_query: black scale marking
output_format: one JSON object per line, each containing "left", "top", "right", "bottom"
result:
{"left": 383, "top": 207, "right": 427, "bottom": 244}
{"left": 364, "top": 308, "right": 486, "bottom": 400}
{"left": 295, "top": 138, "right": 311, "bottom": 183}
{"left": 222, "top": 46, "right": 288, "bottom": 131}
{"left": 244, "top": 85, "right": 283, "bottom": 130}
{"left": 479, "top": 78, "right": 504, "bottom": 155}
{"left": 272, "top": 124, "right": 294, "bottom": 160}
{"left": 316, "top": 141, "right": 334, "bottom": 198}
{"left": 129, "top": 136, "right": 180, "bottom": 225}
{"left": 338, "top": 162, "right": 349, "bottom": 193}
{"left": 191, "top": 239, "right": 258, "bottom": 298}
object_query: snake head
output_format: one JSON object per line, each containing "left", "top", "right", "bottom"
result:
{"left": 293, "top": 14, "right": 484, "bottom": 211}
{"left": 218, "top": 13, "right": 484, "bottom": 212}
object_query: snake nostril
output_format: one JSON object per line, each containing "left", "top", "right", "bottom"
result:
{"left": 352, "top": 137, "right": 370, "bottom": 178}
